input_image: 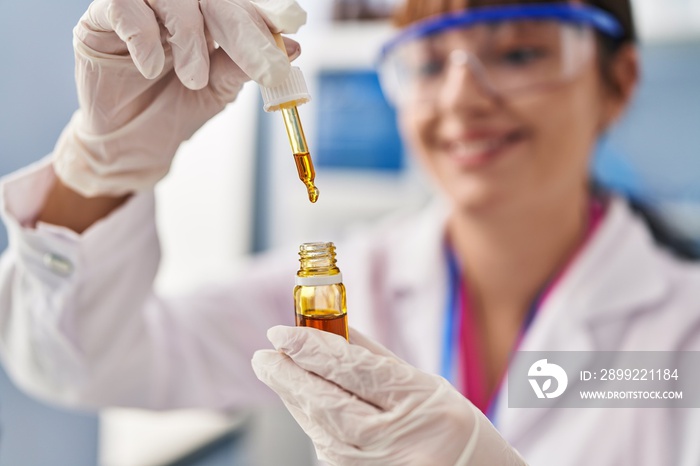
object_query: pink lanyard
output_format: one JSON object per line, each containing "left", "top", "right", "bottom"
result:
{"left": 448, "top": 199, "right": 606, "bottom": 419}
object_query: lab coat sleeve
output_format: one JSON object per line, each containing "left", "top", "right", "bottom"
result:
{"left": 0, "top": 158, "right": 293, "bottom": 410}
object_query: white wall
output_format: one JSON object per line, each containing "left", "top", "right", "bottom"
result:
{"left": 153, "top": 85, "right": 260, "bottom": 294}
{"left": 634, "top": 0, "right": 700, "bottom": 42}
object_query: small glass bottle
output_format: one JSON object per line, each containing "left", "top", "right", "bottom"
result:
{"left": 294, "top": 242, "right": 348, "bottom": 340}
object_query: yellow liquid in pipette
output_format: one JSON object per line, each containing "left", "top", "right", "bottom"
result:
{"left": 281, "top": 105, "right": 319, "bottom": 203}
{"left": 294, "top": 152, "right": 319, "bottom": 203}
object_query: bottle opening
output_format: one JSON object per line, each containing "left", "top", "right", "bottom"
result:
{"left": 298, "top": 242, "right": 338, "bottom": 274}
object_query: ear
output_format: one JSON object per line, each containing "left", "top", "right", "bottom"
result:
{"left": 601, "top": 45, "right": 640, "bottom": 129}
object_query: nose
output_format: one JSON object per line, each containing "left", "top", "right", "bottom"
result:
{"left": 435, "top": 50, "right": 500, "bottom": 113}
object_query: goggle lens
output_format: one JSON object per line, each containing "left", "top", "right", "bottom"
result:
{"left": 381, "top": 21, "right": 594, "bottom": 104}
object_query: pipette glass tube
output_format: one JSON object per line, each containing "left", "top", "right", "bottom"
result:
{"left": 280, "top": 104, "right": 319, "bottom": 203}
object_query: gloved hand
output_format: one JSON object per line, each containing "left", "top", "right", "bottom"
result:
{"left": 54, "top": 0, "right": 306, "bottom": 197}
{"left": 252, "top": 326, "right": 528, "bottom": 466}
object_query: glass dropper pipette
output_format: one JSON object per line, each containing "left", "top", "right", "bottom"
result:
{"left": 260, "top": 34, "right": 319, "bottom": 203}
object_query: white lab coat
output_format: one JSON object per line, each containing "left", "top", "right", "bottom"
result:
{"left": 1, "top": 158, "right": 699, "bottom": 466}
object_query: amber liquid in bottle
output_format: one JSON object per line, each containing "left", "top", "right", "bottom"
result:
{"left": 294, "top": 242, "right": 348, "bottom": 340}
{"left": 295, "top": 311, "right": 348, "bottom": 338}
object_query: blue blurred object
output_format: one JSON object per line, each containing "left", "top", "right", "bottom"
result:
{"left": 594, "top": 41, "right": 700, "bottom": 203}
{"left": 315, "top": 70, "right": 404, "bottom": 171}
{"left": 594, "top": 139, "right": 645, "bottom": 199}
{"left": 593, "top": 40, "right": 700, "bottom": 255}
{"left": 0, "top": 369, "right": 99, "bottom": 465}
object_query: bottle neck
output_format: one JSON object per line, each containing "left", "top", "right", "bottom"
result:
{"left": 298, "top": 242, "right": 340, "bottom": 277}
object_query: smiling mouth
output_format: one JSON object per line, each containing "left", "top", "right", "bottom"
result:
{"left": 443, "top": 130, "right": 527, "bottom": 169}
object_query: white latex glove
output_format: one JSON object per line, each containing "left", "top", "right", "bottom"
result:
{"left": 252, "top": 326, "right": 529, "bottom": 466}
{"left": 54, "top": 0, "right": 306, "bottom": 197}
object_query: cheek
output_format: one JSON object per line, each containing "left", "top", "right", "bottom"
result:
{"left": 398, "top": 108, "right": 437, "bottom": 169}
{"left": 517, "top": 74, "right": 605, "bottom": 186}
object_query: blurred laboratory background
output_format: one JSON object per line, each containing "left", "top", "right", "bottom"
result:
{"left": 0, "top": 0, "right": 699, "bottom": 464}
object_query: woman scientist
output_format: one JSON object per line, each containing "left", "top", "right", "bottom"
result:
{"left": 1, "top": 0, "right": 699, "bottom": 464}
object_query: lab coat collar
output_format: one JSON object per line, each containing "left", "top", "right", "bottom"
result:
{"left": 385, "top": 195, "right": 672, "bottom": 447}
{"left": 377, "top": 197, "right": 451, "bottom": 373}
{"left": 529, "top": 195, "right": 670, "bottom": 334}
{"left": 385, "top": 195, "right": 670, "bottom": 326}
{"left": 499, "top": 196, "right": 672, "bottom": 445}
{"left": 382, "top": 195, "right": 671, "bottom": 416}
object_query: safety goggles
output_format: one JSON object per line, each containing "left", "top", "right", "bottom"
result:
{"left": 378, "top": 4, "right": 624, "bottom": 106}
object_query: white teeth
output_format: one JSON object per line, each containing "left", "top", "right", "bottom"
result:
{"left": 449, "top": 137, "right": 507, "bottom": 160}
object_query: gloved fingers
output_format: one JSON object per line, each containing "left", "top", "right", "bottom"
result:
{"left": 455, "top": 403, "right": 529, "bottom": 466}
{"left": 145, "top": 0, "right": 209, "bottom": 90}
{"left": 83, "top": 0, "right": 165, "bottom": 79}
{"left": 266, "top": 326, "right": 433, "bottom": 411}
{"left": 250, "top": 0, "right": 308, "bottom": 34}
{"left": 207, "top": 48, "right": 249, "bottom": 103}
{"left": 281, "top": 400, "right": 371, "bottom": 466}
{"left": 205, "top": 27, "right": 217, "bottom": 54}
{"left": 349, "top": 327, "right": 401, "bottom": 360}
{"left": 255, "top": 334, "right": 527, "bottom": 466}
{"left": 281, "top": 36, "right": 302, "bottom": 61}
{"left": 252, "top": 349, "right": 387, "bottom": 448}
{"left": 278, "top": 395, "right": 376, "bottom": 463}
{"left": 199, "top": 0, "right": 294, "bottom": 87}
